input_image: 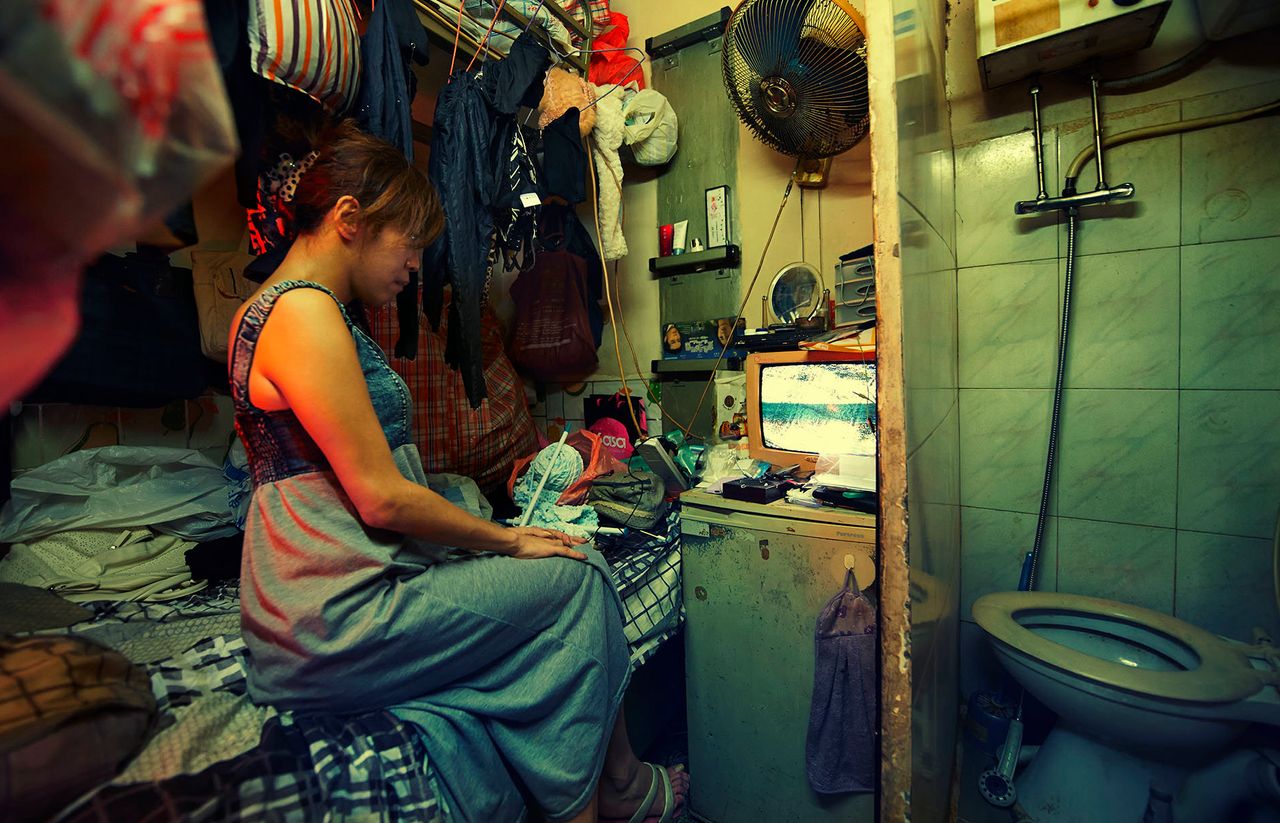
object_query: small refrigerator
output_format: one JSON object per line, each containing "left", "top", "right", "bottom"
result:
{"left": 679, "top": 490, "right": 877, "bottom": 823}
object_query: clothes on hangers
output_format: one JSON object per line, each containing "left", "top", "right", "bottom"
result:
{"left": 589, "top": 81, "right": 627, "bottom": 260}
{"left": 541, "top": 108, "right": 588, "bottom": 204}
{"left": 428, "top": 30, "right": 549, "bottom": 408}
{"left": 355, "top": 0, "right": 422, "bottom": 160}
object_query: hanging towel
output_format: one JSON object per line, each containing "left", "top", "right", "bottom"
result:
{"left": 805, "top": 568, "right": 877, "bottom": 794}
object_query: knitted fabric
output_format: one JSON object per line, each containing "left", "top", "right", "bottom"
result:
{"left": 513, "top": 442, "right": 599, "bottom": 538}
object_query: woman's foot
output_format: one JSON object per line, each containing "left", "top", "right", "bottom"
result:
{"left": 598, "top": 762, "right": 690, "bottom": 823}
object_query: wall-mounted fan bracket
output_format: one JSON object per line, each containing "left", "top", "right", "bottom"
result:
{"left": 796, "top": 157, "right": 833, "bottom": 189}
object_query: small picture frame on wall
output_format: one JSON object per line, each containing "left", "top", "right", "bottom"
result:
{"left": 705, "top": 185, "right": 730, "bottom": 248}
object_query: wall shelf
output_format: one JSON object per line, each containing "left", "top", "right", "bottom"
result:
{"left": 651, "top": 357, "right": 743, "bottom": 375}
{"left": 648, "top": 245, "right": 740, "bottom": 277}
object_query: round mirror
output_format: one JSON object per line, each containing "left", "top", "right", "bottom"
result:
{"left": 768, "top": 262, "right": 823, "bottom": 324}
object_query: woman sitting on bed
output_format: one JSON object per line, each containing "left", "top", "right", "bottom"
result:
{"left": 227, "top": 122, "right": 688, "bottom": 823}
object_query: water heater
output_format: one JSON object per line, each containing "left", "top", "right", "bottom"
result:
{"left": 977, "top": 0, "right": 1172, "bottom": 89}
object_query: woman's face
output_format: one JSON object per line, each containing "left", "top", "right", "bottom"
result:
{"left": 664, "top": 325, "right": 682, "bottom": 351}
{"left": 354, "top": 225, "right": 423, "bottom": 306}
{"left": 717, "top": 320, "right": 733, "bottom": 347}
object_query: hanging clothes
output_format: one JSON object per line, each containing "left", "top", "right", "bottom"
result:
{"left": 427, "top": 31, "right": 548, "bottom": 408}
{"left": 590, "top": 82, "right": 627, "bottom": 260}
{"left": 542, "top": 108, "right": 588, "bottom": 205}
{"left": 479, "top": 31, "right": 551, "bottom": 270}
{"left": 201, "top": 0, "right": 270, "bottom": 209}
{"left": 246, "top": 0, "right": 361, "bottom": 114}
{"left": 354, "top": 0, "right": 416, "bottom": 159}
{"left": 354, "top": 0, "right": 429, "bottom": 359}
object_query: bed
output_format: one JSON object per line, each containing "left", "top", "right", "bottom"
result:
{"left": 34, "top": 508, "right": 682, "bottom": 822}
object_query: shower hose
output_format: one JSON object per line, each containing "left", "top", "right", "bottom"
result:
{"left": 1022, "top": 97, "right": 1280, "bottom": 593}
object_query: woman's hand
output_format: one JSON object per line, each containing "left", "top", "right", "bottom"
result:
{"left": 508, "top": 526, "right": 589, "bottom": 561}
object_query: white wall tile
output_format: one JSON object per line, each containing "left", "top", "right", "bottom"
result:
{"left": 1062, "top": 248, "right": 1180, "bottom": 390}
{"left": 1057, "top": 518, "right": 1176, "bottom": 613}
{"left": 1182, "top": 80, "right": 1280, "bottom": 245}
{"left": 1176, "top": 530, "right": 1279, "bottom": 642}
{"left": 955, "top": 130, "right": 1059, "bottom": 268}
{"left": 1181, "top": 237, "right": 1280, "bottom": 390}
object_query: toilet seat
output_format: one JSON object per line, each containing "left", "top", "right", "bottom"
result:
{"left": 972, "top": 591, "right": 1277, "bottom": 704}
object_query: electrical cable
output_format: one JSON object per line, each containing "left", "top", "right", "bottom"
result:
{"left": 800, "top": 187, "right": 807, "bottom": 263}
{"left": 584, "top": 129, "right": 694, "bottom": 437}
{"left": 681, "top": 163, "right": 800, "bottom": 440}
{"left": 587, "top": 134, "right": 646, "bottom": 439}
{"left": 579, "top": 48, "right": 647, "bottom": 113}
{"left": 589, "top": 152, "right": 799, "bottom": 442}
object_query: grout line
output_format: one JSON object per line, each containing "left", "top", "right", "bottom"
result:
{"left": 1172, "top": 138, "right": 1184, "bottom": 615}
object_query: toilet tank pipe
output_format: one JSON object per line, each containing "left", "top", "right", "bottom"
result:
{"left": 1174, "top": 748, "right": 1280, "bottom": 823}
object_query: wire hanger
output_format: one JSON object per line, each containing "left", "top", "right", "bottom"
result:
{"left": 576, "top": 45, "right": 646, "bottom": 112}
{"left": 466, "top": 0, "right": 509, "bottom": 70}
{"left": 521, "top": 0, "right": 549, "bottom": 34}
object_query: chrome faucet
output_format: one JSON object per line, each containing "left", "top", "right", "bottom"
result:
{"left": 1015, "top": 77, "right": 1135, "bottom": 214}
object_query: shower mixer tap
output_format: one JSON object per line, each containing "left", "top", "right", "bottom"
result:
{"left": 1014, "top": 77, "right": 1135, "bottom": 215}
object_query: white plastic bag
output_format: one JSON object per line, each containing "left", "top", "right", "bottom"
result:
{"left": 0, "top": 446, "right": 240, "bottom": 545}
{"left": 622, "top": 89, "right": 678, "bottom": 166}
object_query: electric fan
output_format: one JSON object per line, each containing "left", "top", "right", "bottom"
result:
{"left": 722, "top": 0, "right": 870, "bottom": 186}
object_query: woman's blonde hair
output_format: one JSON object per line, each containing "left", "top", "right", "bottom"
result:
{"left": 293, "top": 121, "right": 443, "bottom": 246}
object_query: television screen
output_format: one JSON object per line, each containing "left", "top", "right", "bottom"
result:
{"left": 759, "top": 361, "right": 876, "bottom": 455}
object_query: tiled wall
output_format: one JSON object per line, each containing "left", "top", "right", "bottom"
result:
{"left": 527, "top": 379, "right": 664, "bottom": 444}
{"left": 954, "top": 78, "right": 1280, "bottom": 695}
{"left": 10, "top": 393, "right": 238, "bottom": 475}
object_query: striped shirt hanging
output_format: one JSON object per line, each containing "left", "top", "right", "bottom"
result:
{"left": 247, "top": 0, "right": 362, "bottom": 114}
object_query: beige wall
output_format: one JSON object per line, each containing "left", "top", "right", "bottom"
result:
{"left": 594, "top": 0, "right": 875, "bottom": 380}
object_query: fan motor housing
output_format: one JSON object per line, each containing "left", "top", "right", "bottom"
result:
{"left": 721, "top": 0, "right": 870, "bottom": 169}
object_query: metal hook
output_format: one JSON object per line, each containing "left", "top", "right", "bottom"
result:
{"left": 521, "top": 0, "right": 549, "bottom": 34}
{"left": 577, "top": 46, "right": 646, "bottom": 113}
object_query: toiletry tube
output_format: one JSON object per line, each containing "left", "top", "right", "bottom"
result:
{"left": 671, "top": 220, "right": 688, "bottom": 255}
{"left": 658, "top": 224, "right": 674, "bottom": 256}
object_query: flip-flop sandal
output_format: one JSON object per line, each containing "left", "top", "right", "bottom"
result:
{"left": 600, "top": 762, "right": 689, "bottom": 823}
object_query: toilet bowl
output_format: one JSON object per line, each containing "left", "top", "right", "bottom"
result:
{"left": 972, "top": 591, "right": 1280, "bottom": 821}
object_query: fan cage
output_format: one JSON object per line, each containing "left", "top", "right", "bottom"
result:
{"left": 722, "top": 0, "right": 870, "bottom": 159}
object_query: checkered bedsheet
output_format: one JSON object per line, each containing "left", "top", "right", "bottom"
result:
{"left": 52, "top": 517, "right": 683, "bottom": 822}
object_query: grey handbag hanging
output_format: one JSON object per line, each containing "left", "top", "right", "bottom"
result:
{"left": 805, "top": 567, "right": 877, "bottom": 794}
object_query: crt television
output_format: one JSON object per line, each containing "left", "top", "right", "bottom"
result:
{"left": 744, "top": 349, "right": 876, "bottom": 474}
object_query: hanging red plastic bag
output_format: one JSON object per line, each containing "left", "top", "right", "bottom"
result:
{"left": 589, "top": 13, "right": 645, "bottom": 90}
{"left": 0, "top": 0, "right": 237, "bottom": 405}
